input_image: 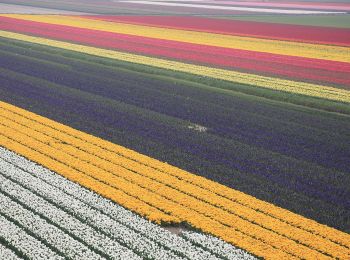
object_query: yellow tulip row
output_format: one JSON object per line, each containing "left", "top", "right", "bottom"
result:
{"left": 3, "top": 14, "right": 350, "bottom": 63}
{"left": 0, "top": 121, "right": 295, "bottom": 259}
{"left": 0, "top": 30, "right": 349, "bottom": 104}
{"left": 0, "top": 116, "right": 333, "bottom": 259}
{"left": 1, "top": 105, "right": 350, "bottom": 259}
{"left": 1, "top": 102, "right": 350, "bottom": 259}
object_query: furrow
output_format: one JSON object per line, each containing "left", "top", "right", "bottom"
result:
{"left": 0, "top": 214, "right": 62, "bottom": 260}
{"left": 0, "top": 244, "right": 21, "bottom": 260}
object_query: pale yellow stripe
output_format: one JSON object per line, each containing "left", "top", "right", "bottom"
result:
{"left": 2, "top": 14, "right": 350, "bottom": 63}
{"left": 0, "top": 30, "right": 349, "bottom": 104}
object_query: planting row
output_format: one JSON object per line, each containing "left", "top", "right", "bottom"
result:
{"left": 0, "top": 39, "right": 349, "bottom": 235}
{"left": 0, "top": 16, "right": 349, "bottom": 87}
{"left": 0, "top": 147, "right": 257, "bottom": 259}
{"left": 0, "top": 244, "right": 20, "bottom": 260}
{"left": 1, "top": 102, "right": 349, "bottom": 259}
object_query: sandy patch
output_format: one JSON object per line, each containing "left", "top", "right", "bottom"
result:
{"left": 0, "top": 3, "right": 90, "bottom": 14}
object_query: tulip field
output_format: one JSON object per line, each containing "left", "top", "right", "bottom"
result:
{"left": 0, "top": 1, "right": 350, "bottom": 259}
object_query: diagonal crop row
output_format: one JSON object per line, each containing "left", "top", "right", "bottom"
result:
{"left": 181, "top": 231, "right": 257, "bottom": 260}
{"left": 0, "top": 119, "right": 296, "bottom": 258}
{"left": 0, "top": 117, "right": 333, "bottom": 259}
{"left": 1, "top": 101, "right": 349, "bottom": 250}
{"left": 0, "top": 189, "right": 106, "bottom": 260}
{"left": 0, "top": 108, "right": 348, "bottom": 259}
{"left": 0, "top": 214, "right": 62, "bottom": 260}
{"left": 0, "top": 147, "right": 254, "bottom": 260}
{"left": 0, "top": 243, "right": 21, "bottom": 260}
{"left": 0, "top": 103, "right": 348, "bottom": 258}
{"left": 0, "top": 164, "right": 182, "bottom": 260}
{"left": 2, "top": 101, "right": 349, "bottom": 251}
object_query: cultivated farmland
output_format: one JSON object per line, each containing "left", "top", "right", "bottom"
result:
{"left": 0, "top": 1, "right": 349, "bottom": 259}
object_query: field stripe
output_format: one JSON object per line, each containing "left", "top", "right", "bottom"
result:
{"left": 0, "top": 244, "right": 20, "bottom": 260}
{"left": 0, "top": 147, "right": 250, "bottom": 260}
{"left": 85, "top": 16, "right": 350, "bottom": 47}
{"left": 2, "top": 14, "right": 349, "bottom": 63}
{"left": 0, "top": 102, "right": 348, "bottom": 254}
{"left": 1, "top": 101, "right": 349, "bottom": 250}
{"left": 1, "top": 107, "right": 349, "bottom": 258}
{"left": 0, "top": 215, "right": 62, "bottom": 260}
{"left": 0, "top": 31, "right": 349, "bottom": 104}
{"left": 0, "top": 16, "right": 348, "bottom": 87}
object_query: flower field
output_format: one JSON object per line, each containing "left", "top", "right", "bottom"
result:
{"left": 0, "top": 1, "right": 350, "bottom": 259}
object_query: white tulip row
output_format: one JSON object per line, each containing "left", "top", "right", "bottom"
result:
{"left": 0, "top": 214, "right": 62, "bottom": 260}
{"left": 0, "top": 147, "right": 256, "bottom": 259}
{"left": 0, "top": 162, "right": 143, "bottom": 260}
{"left": 0, "top": 244, "right": 21, "bottom": 260}
{"left": 0, "top": 190, "right": 103, "bottom": 260}
{"left": 0, "top": 159, "right": 184, "bottom": 260}
{"left": 181, "top": 231, "right": 257, "bottom": 260}
{"left": 0, "top": 147, "right": 216, "bottom": 259}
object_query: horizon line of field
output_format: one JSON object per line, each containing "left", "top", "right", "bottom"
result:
{"left": 0, "top": 30, "right": 349, "bottom": 107}
{"left": 83, "top": 15, "right": 350, "bottom": 47}
{"left": 172, "top": 1, "right": 350, "bottom": 12}
{"left": 0, "top": 102, "right": 348, "bottom": 258}
{"left": 0, "top": 16, "right": 349, "bottom": 88}
{"left": 107, "top": 0, "right": 347, "bottom": 15}
{"left": 2, "top": 14, "right": 349, "bottom": 63}
{"left": 0, "top": 147, "right": 256, "bottom": 260}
